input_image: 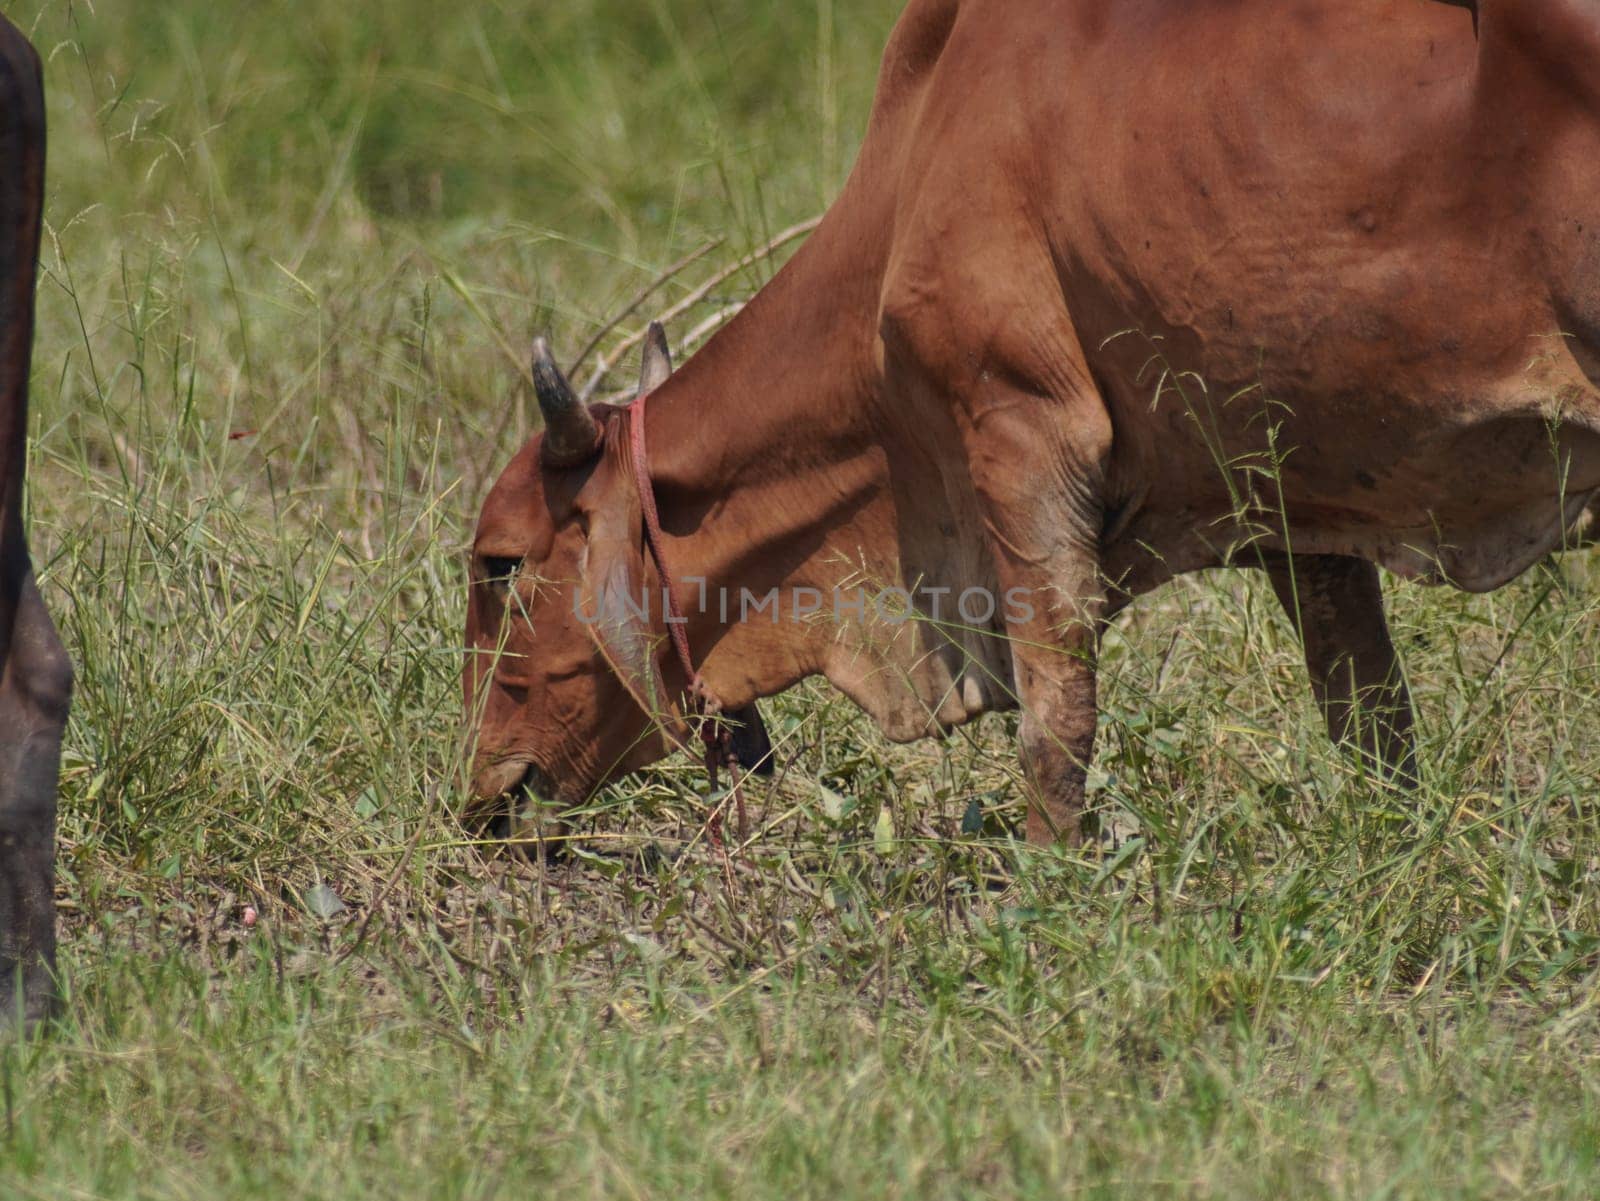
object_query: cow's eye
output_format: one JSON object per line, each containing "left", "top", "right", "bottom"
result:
{"left": 482, "top": 556, "right": 523, "bottom": 587}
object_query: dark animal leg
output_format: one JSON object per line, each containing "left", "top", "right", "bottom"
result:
{"left": 1264, "top": 553, "right": 1416, "bottom": 784}
{"left": 0, "top": 18, "right": 70, "bottom": 1033}
{"left": 725, "top": 703, "right": 774, "bottom": 777}
{"left": 0, "top": 572, "right": 71, "bottom": 1029}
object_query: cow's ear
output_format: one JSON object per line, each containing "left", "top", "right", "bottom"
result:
{"left": 577, "top": 482, "right": 669, "bottom": 723}
{"left": 638, "top": 321, "right": 672, "bottom": 394}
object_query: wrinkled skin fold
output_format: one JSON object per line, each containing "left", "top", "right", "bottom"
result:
{"left": 0, "top": 16, "right": 71, "bottom": 1032}
{"left": 466, "top": 0, "right": 1600, "bottom": 847}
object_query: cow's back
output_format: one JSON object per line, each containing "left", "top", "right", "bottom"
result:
{"left": 863, "top": 0, "right": 1600, "bottom": 594}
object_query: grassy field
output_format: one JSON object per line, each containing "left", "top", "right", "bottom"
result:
{"left": 5, "top": 0, "right": 1600, "bottom": 1196}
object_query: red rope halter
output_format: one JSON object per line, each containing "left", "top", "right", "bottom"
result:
{"left": 628, "top": 392, "right": 748, "bottom": 847}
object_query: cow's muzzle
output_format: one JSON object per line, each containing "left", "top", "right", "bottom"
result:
{"left": 465, "top": 759, "right": 569, "bottom": 858}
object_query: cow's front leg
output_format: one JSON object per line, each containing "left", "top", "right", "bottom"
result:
{"left": 881, "top": 256, "right": 1112, "bottom": 845}
{"left": 1262, "top": 553, "right": 1416, "bottom": 783}
{"left": 1013, "top": 612, "right": 1100, "bottom": 847}
{"left": 962, "top": 398, "right": 1109, "bottom": 847}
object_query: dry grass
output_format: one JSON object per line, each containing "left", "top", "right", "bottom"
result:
{"left": 4, "top": 0, "right": 1600, "bottom": 1196}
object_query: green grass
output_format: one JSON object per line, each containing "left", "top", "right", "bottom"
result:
{"left": 5, "top": 0, "right": 1600, "bottom": 1196}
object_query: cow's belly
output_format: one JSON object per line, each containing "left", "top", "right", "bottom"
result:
{"left": 1103, "top": 403, "right": 1600, "bottom": 596}
{"left": 1301, "top": 488, "right": 1596, "bottom": 593}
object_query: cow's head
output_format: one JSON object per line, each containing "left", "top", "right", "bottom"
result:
{"left": 463, "top": 329, "right": 680, "bottom": 825}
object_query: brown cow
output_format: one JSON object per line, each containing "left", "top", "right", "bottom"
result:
{"left": 465, "top": 0, "right": 1600, "bottom": 845}
{"left": 0, "top": 16, "right": 70, "bottom": 1029}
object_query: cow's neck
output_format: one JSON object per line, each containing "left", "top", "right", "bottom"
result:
{"left": 635, "top": 218, "right": 892, "bottom": 706}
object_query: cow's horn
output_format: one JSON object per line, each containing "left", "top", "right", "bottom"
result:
{"left": 532, "top": 338, "right": 601, "bottom": 466}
